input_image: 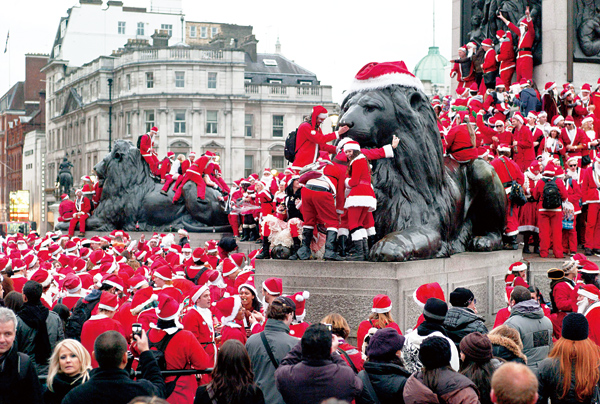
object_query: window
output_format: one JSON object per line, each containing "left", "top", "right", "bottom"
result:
{"left": 272, "top": 115, "right": 284, "bottom": 137}
{"left": 211, "top": 27, "right": 219, "bottom": 38}
{"left": 118, "top": 21, "right": 126, "bottom": 34}
{"left": 299, "top": 80, "right": 312, "bottom": 85}
{"left": 24, "top": 149, "right": 33, "bottom": 157}
{"left": 146, "top": 72, "right": 154, "bottom": 88}
{"left": 206, "top": 111, "right": 218, "bottom": 134}
{"left": 272, "top": 156, "right": 285, "bottom": 173}
{"left": 207, "top": 72, "right": 217, "bottom": 89}
{"left": 26, "top": 163, "right": 33, "bottom": 170}
{"left": 137, "top": 22, "right": 144, "bottom": 36}
{"left": 190, "top": 26, "right": 196, "bottom": 37}
{"left": 145, "top": 110, "right": 155, "bottom": 133}
{"left": 126, "top": 74, "right": 131, "bottom": 90}
{"left": 268, "top": 79, "right": 282, "bottom": 84}
{"left": 175, "top": 71, "right": 185, "bottom": 88}
{"left": 174, "top": 110, "right": 186, "bottom": 133}
{"left": 200, "top": 27, "right": 207, "bottom": 38}
{"left": 245, "top": 114, "right": 253, "bottom": 137}
{"left": 125, "top": 111, "right": 131, "bottom": 136}
{"left": 244, "top": 78, "right": 252, "bottom": 83}
{"left": 244, "top": 155, "right": 254, "bottom": 178}
{"left": 161, "top": 24, "right": 173, "bottom": 37}
{"left": 93, "top": 117, "right": 98, "bottom": 140}
{"left": 263, "top": 59, "right": 278, "bottom": 66}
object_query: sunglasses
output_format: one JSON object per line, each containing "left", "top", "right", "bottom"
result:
{"left": 569, "top": 164, "right": 577, "bottom": 167}
{"left": 495, "top": 125, "right": 504, "bottom": 128}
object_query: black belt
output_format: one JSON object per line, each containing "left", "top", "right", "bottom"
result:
{"left": 200, "top": 342, "right": 215, "bottom": 346}
{"left": 451, "top": 146, "right": 475, "bottom": 153}
{"left": 503, "top": 181, "right": 513, "bottom": 188}
{"left": 306, "top": 184, "right": 330, "bottom": 193}
{"left": 517, "top": 48, "right": 532, "bottom": 52}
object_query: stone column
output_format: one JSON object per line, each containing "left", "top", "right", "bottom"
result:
{"left": 157, "top": 108, "right": 168, "bottom": 156}
{"left": 533, "top": 0, "right": 568, "bottom": 85}
{"left": 191, "top": 109, "right": 202, "bottom": 152}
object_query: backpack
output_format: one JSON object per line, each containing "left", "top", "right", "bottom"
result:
{"left": 148, "top": 330, "right": 181, "bottom": 397}
{"left": 65, "top": 293, "right": 101, "bottom": 340}
{"left": 136, "top": 134, "right": 144, "bottom": 149}
{"left": 542, "top": 178, "right": 562, "bottom": 209}
{"left": 284, "top": 129, "right": 298, "bottom": 163}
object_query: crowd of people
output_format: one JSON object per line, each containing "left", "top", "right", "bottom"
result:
{"left": 1, "top": 230, "right": 600, "bottom": 403}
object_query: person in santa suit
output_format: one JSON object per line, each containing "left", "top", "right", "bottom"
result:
{"left": 57, "top": 274, "right": 87, "bottom": 311}
{"left": 476, "top": 111, "right": 512, "bottom": 156}
{"left": 152, "top": 265, "right": 183, "bottom": 304}
{"left": 321, "top": 312, "right": 364, "bottom": 373}
{"left": 445, "top": 119, "right": 479, "bottom": 163}
{"left": 81, "top": 292, "right": 126, "bottom": 368}
{"left": 548, "top": 263, "right": 578, "bottom": 339}
{"left": 506, "top": 262, "right": 530, "bottom": 289}
{"left": 467, "top": 83, "right": 484, "bottom": 114}
{"left": 291, "top": 105, "right": 348, "bottom": 170}
{"left": 57, "top": 194, "right": 75, "bottom": 223}
{"left": 527, "top": 112, "right": 545, "bottom": 154}
{"left": 498, "top": 7, "right": 534, "bottom": 82}
{"left": 511, "top": 112, "right": 535, "bottom": 171}
{"left": 30, "top": 269, "right": 56, "bottom": 309}
{"left": 259, "top": 167, "right": 279, "bottom": 196}
{"left": 172, "top": 154, "right": 218, "bottom": 203}
{"left": 343, "top": 140, "right": 377, "bottom": 261}
{"left": 572, "top": 84, "right": 592, "bottom": 127}
{"left": 580, "top": 156, "right": 600, "bottom": 255}
{"left": 533, "top": 161, "right": 568, "bottom": 258}
{"left": 158, "top": 151, "right": 175, "bottom": 183}
{"left": 491, "top": 144, "right": 524, "bottom": 249}
{"left": 215, "top": 295, "right": 246, "bottom": 344}
{"left": 171, "top": 151, "right": 195, "bottom": 193}
{"left": 561, "top": 164, "right": 582, "bottom": 255}
{"left": 483, "top": 79, "right": 512, "bottom": 123}
{"left": 560, "top": 115, "right": 588, "bottom": 161}
{"left": 411, "top": 282, "right": 446, "bottom": 330}
{"left": 542, "top": 82, "right": 559, "bottom": 122}
{"left": 494, "top": 287, "right": 515, "bottom": 328}
{"left": 255, "top": 180, "right": 274, "bottom": 220}
{"left": 580, "top": 285, "right": 600, "bottom": 346}
{"left": 161, "top": 154, "right": 184, "bottom": 195}
{"left": 204, "top": 152, "right": 230, "bottom": 194}
{"left": 9, "top": 259, "right": 28, "bottom": 293}
{"left": 147, "top": 295, "right": 211, "bottom": 404}
{"left": 495, "top": 30, "right": 515, "bottom": 86}
{"left": 538, "top": 127, "right": 565, "bottom": 164}
{"left": 519, "top": 161, "right": 541, "bottom": 253}
{"left": 235, "top": 273, "right": 263, "bottom": 336}
{"left": 480, "top": 38, "right": 498, "bottom": 92}
{"left": 68, "top": 189, "right": 91, "bottom": 237}
{"left": 288, "top": 291, "right": 310, "bottom": 338}
{"left": 130, "top": 286, "right": 158, "bottom": 332}
{"left": 449, "top": 45, "right": 475, "bottom": 90}
{"left": 138, "top": 126, "right": 161, "bottom": 177}
{"left": 582, "top": 114, "right": 599, "bottom": 162}
{"left": 181, "top": 285, "right": 216, "bottom": 374}
{"left": 226, "top": 179, "right": 245, "bottom": 238}
{"left": 356, "top": 294, "right": 402, "bottom": 354}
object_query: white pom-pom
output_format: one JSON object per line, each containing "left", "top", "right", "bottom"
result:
{"left": 224, "top": 292, "right": 231, "bottom": 298}
{"left": 295, "top": 294, "right": 304, "bottom": 302}
{"left": 303, "top": 291, "right": 310, "bottom": 300}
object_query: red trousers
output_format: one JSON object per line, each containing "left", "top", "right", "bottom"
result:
{"left": 365, "top": 212, "right": 375, "bottom": 236}
{"left": 586, "top": 204, "right": 600, "bottom": 250}
{"left": 161, "top": 175, "right": 175, "bottom": 192}
{"left": 499, "top": 67, "right": 515, "bottom": 87}
{"left": 300, "top": 188, "right": 339, "bottom": 229}
{"left": 347, "top": 206, "right": 369, "bottom": 232}
{"left": 538, "top": 210, "right": 564, "bottom": 258}
{"left": 516, "top": 54, "right": 533, "bottom": 82}
{"left": 173, "top": 173, "right": 206, "bottom": 202}
{"left": 215, "top": 177, "right": 230, "bottom": 193}
{"left": 505, "top": 199, "right": 519, "bottom": 236}
{"left": 143, "top": 154, "right": 160, "bottom": 176}
{"left": 68, "top": 213, "right": 89, "bottom": 236}
{"left": 562, "top": 227, "right": 577, "bottom": 253}
{"left": 228, "top": 214, "right": 240, "bottom": 236}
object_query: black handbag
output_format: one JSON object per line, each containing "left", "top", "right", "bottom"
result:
{"left": 501, "top": 158, "right": 527, "bottom": 207}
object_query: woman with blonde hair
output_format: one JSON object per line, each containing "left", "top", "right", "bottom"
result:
{"left": 44, "top": 339, "right": 92, "bottom": 404}
{"left": 537, "top": 313, "right": 600, "bottom": 403}
{"left": 357, "top": 294, "right": 402, "bottom": 353}
{"left": 321, "top": 313, "right": 364, "bottom": 372}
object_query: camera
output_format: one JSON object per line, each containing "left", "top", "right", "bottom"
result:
{"left": 132, "top": 323, "right": 143, "bottom": 339}
{"left": 324, "top": 323, "right": 332, "bottom": 332}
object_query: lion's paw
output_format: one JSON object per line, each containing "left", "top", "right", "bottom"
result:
{"left": 370, "top": 239, "right": 410, "bottom": 262}
{"left": 370, "top": 227, "right": 443, "bottom": 262}
{"left": 469, "top": 233, "right": 502, "bottom": 252}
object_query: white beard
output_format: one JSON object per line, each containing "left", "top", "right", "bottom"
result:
{"left": 520, "top": 25, "right": 526, "bottom": 37}
{"left": 578, "top": 298, "right": 590, "bottom": 314}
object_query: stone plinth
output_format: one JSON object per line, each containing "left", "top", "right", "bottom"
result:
{"left": 255, "top": 249, "right": 522, "bottom": 338}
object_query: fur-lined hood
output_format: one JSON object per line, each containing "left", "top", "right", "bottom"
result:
{"left": 488, "top": 333, "right": 528, "bottom": 364}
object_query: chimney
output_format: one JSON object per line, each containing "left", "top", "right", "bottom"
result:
{"left": 275, "top": 37, "right": 281, "bottom": 54}
{"left": 151, "top": 29, "right": 171, "bottom": 47}
{"left": 241, "top": 34, "right": 258, "bottom": 62}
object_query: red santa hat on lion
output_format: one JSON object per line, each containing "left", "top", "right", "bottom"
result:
{"left": 344, "top": 61, "right": 425, "bottom": 99}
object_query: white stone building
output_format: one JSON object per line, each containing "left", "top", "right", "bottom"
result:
{"left": 22, "top": 130, "right": 47, "bottom": 230}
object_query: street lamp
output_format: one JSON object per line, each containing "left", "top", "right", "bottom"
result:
{"left": 329, "top": 114, "right": 339, "bottom": 132}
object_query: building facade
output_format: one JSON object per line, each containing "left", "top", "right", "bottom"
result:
{"left": 22, "top": 130, "right": 47, "bottom": 231}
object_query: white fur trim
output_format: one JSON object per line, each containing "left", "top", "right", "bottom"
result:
{"left": 344, "top": 195, "right": 377, "bottom": 211}
{"left": 412, "top": 288, "right": 426, "bottom": 308}
{"left": 262, "top": 281, "right": 281, "bottom": 296}
{"left": 366, "top": 227, "right": 376, "bottom": 236}
{"left": 372, "top": 305, "right": 392, "bottom": 314}
{"left": 383, "top": 144, "right": 394, "bottom": 158}
{"left": 578, "top": 289, "right": 599, "bottom": 301}
{"left": 66, "top": 284, "right": 82, "bottom": 294}
{"left": 346, "top": 72, "right": 425, "bottom": 95}
{"left": 131, "top": 294, "right": 158, "bottom": 315}
{"left": 99, "top": 303, "right": 118, "bottom": 311}
{"left": 511, "top": 262, "right": 528, "bottom": 273}
{"left": 326, "top": 227, "right": 338, "bottom": 232}
{"left": 153, "top": 271, "right": 172, "bottom": 281}
{"left": 295, "top": 291, "right": 310, "bottom": 302}
{"left": 338, "top": 228, "right": 349, "bottom": 237}
{"left": 103, "top": 279, "right": 124, "bottom": 291}
{"left": 344, "top": 142, "right": 360, "bottom": 151}
{"left": 497, "top": 145, "right": 511, "bottom": 152}
{"left": 221, "top": 295, "right": 242, "bottom": 325}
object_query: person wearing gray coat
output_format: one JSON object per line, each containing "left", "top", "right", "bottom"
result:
{"left": 503, "top": 286, "right": 553, "bottom": 370}
{"left": 246, "top": 296, "right": 299, "bottom": 404}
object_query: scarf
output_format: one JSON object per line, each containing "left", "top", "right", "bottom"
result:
{"left": 417, "top": 320, "right": 448, "bottom": 337}
{"left": 18, "top": 302, "right": 51, "bottom": 364}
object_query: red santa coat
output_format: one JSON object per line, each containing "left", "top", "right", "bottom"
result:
{"left": 257, "top": 189, "right": 274, "bottom": 217}
{"left": 292, "top": 121, "right": 339, "bottom": 169}
{"left": 344, "top": 155, "right": 376, "bottom": 212}
{"left": 57, "top": 294, "right": 86, "bottom": 311}
{"left": 532, "top": 176, "right": 568, "bottom": 212}
{"left": 220, "top": 322, "right": 247, "bottom": 345}
{"left": 182, "top": 307, "right": 216, "bottom": 364}
{"left": 494, "top": 307, "right": 511, "bottom": 328}
{"left": 58, "top": 199, "right": 75, "bottom": 222}
{"left": 289, "top": 322, "right": 310, "bottom": 338}
{"left": 560, "top": 127, "right": 588, "bottom": 158}
{"left": 518, "top": 171, "right": 540, "bottom": 233}
{"left": 538, "top": 137, "right": 565, "bottom": 159}
{"left": 11, "top": 276, "right": 28, "bottom": 294}
{"left": 114, "top": 301, "right": 137, "bottom": 336}
{"left": 549, "top": 279, "right": 577, "bottom": 339}
{"left": 356, "top": 320, "right": 402, "bottom": 353}
{"left": 156, "top": 286, "right": 184, "bottom": 304}
{"left": 580, "top": 166, "right": 600, "bottom": 204}
{"left": 467, "top": 96, "right": 484, "bottom": 114}
{"left": 508, "top": 18, "right": 534, "bottom": 81}
{"left": 81, "top": 315, "right": 126, "bottom": 368}
{"left": 139, "top": 133, "right": 154, "bottom": 155}
{"left": 565, "top": 177, "right": 582, "bottom": 215}
{"left": 338, "top": 340, "right": 364, "bottom": 372}
{"left": 585, "top": 301, "right": 600, "bottom": 347}
{"left": 491, "top": 156, "right": 524, "bottom": 189}
{"left": 147, "top": 328, "right": 211, "bottom": 404}
{"left": 482, "top": 48, "right": 498, "bottom": 73}
{"left": 159, "top": 157, "right": 172, "bottom": 180}
{"left": 496, "top": 32, "right": 516, "bottom": 79}
{"left": 136, "top": 307, "right": 158, "bottom": 332}
{"left": 445, "top": 124, "right": 478, "bottom": 162}
{"left": 513, "top": 125, "right": 535, "bottom": 171}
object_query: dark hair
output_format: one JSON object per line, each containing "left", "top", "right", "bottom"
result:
{"left": 239, "top": 286, "right": 262, "bottom": 312}
{"left": 4, "top": 291, "right": 24, "bottom": 312}
{"left": 209, "top": 340, "right": 256, "bottom": 403}
{"left": 266, "top": 298, "right": 294, "bottom": 321}
{"left": 422, "top": 366, "right": 454, "bottom": 392}
{"left": 460, "top": 360, "right": 496, "bottom": 404}
{"left": 52, "top": 303, "right": 70, "bottom": 333}
{"left": 94, "top": 331, "right": 127, "bottom": 368}
{"left": 581, "top": 272, "right": 598, "bottom": 286}
{"left": 127, "top": 397, "right": 169, "bottom": 404}
{"left": 511, "top": 286, "right": 531, "bottom": 304}
{"left": 301, "top": 324, "right": 332, "bottom": 360}
{"left": 23, "top": 280, "right": 43, "bottom": 304}
{"left": 99, "top": 283, "right": 115, "bottom": 292}
{"left": 527, "top": 286, "right": 547, "bottom": 305}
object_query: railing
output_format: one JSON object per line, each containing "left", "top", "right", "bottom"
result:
{"left": 244, "top": 83, "right": 331, "bottom": 101}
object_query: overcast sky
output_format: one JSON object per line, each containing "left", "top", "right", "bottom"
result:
{"left": 0, "top": 0, "right": 452, "bottom": 102}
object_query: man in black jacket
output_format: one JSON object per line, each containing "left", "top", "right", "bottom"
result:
{"left": 63, "top": 330, "right": 165, "bottom": 404}
{"left": 0, "top": 307, "right": 43, "bottom": 403}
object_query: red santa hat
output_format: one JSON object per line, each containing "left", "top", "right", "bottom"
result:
{"left": 549, "top": 126, "right": 561, "bottom": 136}
{"left": 458, "top": 45, "right": 467, "bottom": 53}
{"left": 372, "top": 294, "right": 392, "bottom": 313}
{"left": 456, "top": 86, "right": 469, "bottom": 97}
{"left": 543, "top": 161, "right": 557, "bottom": 176}
{"left": 101, "top": 273, "right": 124, "bottom": 291}
{"left": 564, "top": 115, "right": 575, "bottom": 125}
{"left": 262, "top": 277, "right": 283, "bottom": 296}
{"left": 79, "top": 247, "right": 91, "bottom": 260}
{"left": 167, "top": 151, "right": 175, "bottom": 158}
{"left": 544, "top": 82, "right": 556, "bottom": 92}
{"left": 504, "top": 286, "right": 514, "bottom": 304}
{"left": 156, "top": 294, "right": 180, "bottom": 321}
{"left": 63, "top": 274, "right": 82, "bottom": 294}
{"left": 519, "top": 78, "right": 530, "bottom": 87}
{"left": 495, "top": 78, "right": 506, "bottom": 89}
{"left": 431, "top": 95, "right": 441, "bottom": 106}
{"left": 291, "top": 291, "right": 310, "bottom": 321}
{"left": 528, "top": 161, "right": 541, "bottom": 173}
{"left": 469, "top": 82, "right": 479, "bottom": 93}
{"left": 11, "top": 258, "right": 26, "bottom": 273}
{"left": 130, "top": 274, "right": 149, "bottom": 290}
{"left": 496, "top": 30, "right": 505, "bottom": 38}
{"left": 98, "top": 292, "right": 119, "bottom": 312}
{"left": 205, "top": 240, "right": 218, "bottom": 254}
{"left": 311, "top": 105, "right": 329, "bottom": 129}
{"left": 235, "top": 271, "right": 257, "bottom": 295}
{"left": 60, "top": 194, "right": 69, "bottom": 201}
{"left": 580, "top": 261, "right": 600, "bottom": 274}
{"left": 527, "top": 111, "right": 538, "bottom": 120}
{"left": 215, "top": 295, "right": 242, "bottom": 324}
{"left": 512, "top": 112, "right": 525, "bottom": 125}
{"left": 168, "top": 244, "right": 182, "bottom": 255}
{"left": 89, "top": 249, "right": 105, "bottom": 265}
{"left": 130, "top": 287, "right": 158, "bottom": 315}
{"left": 509, "top": 261, "right": 528, "bottom": 274}
{"left": 65, "top": 241, "right": 78, "bottom": 253}
{"left": 198, "top": 269, "right": 220, "bottom": 286}
{"left": 481, "top": 38, "right": 493, "bottom": 47}
{"left": 24, "top": 254, "right": 38, "bottom": 269}
{"left": 153, "top": 265, "right": 173, "bottom": 281}
{"left": 31, "top": 269, "right": 53, "bottom": 287}
{"left": 582, "top": 115, "right": 595, "bottom": 126}
{"left": 190, "top": 284, "right": 210, "bottom": 303}
{"left": 497, "top": 144, "right": 512, "bottom": 153}
{"left": 221, "top": 258, "right": 240, "bottom": 277}
{"left": 150, "top": 126, "right": 159, "bottom": 133}
{"left": 582, "top": 83, "right": 592, "bottom": 92}
{"left": 578, "top": 284, "right": 600, "bottom": 301}
{"left": 413, "top": 282, "right": 445, "bottom": 308}
{"left": 345, "top": 61, "right": 425, "bottom": 97}
{"left": 192, "top": 248, "right": 207, "bottom": 263}
{"left": 181, "top": 243, "right": 192, "bottom": 254}
{"left": 343, "top": 140, "right": 361, "bottom": 152}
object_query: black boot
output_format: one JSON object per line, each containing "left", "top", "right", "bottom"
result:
{"left": 240, "top": 226, "right": 249, "bottom": 242}
{"left": 256, "top": 238, "right": 271, "bottom": 259}
{"left": 290, "top": 228, "right": 313, "bottom": 260}
{"left": 586, "top": 247, "right": 594, "bottom": 256}
{"left": 532, "top": 233, "right": 540, "bottom": 254}
{"left": 508, "top": 235, "right": 518, "bottom": 250}
{"left": 363, "top": 238, "right": 371, "bottom": 260}
{"left": 522, "top": 232, "right": 530, "bottom": 254}
{"left": 337, "top": 235, "right": 347, "bottom": 258}
{"left": 323, "top": 231, "right": 342, "bottom": 261}
{"left": 248, "top": 225, "right": 258, "bottom": 242}
{"left": 368, "top": 235, "right": 377, "bottom": 251}
{"left": 290, "top": 237, "right": 301, "bottom": 256}
{"left": 345, "top": 231, "right": 365, "bottom": 261}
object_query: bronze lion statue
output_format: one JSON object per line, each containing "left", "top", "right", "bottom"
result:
{"left": 339, "top": 62, "right": 506, "bottom": 261}
{"left": 56, "top": 140, "right": 230, "bottom": 232}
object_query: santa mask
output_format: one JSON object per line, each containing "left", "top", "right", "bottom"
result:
{"left": 577, "top": 297, "right": 591, "bottom": 314}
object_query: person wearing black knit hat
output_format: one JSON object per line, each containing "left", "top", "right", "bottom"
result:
{"left": 537, "top": 313, "right": 600, "bottom": 404}
{"left": 459, "top": 332, "right": 502, "bottom": 404}
{"left": 444, "top": 288, "right": 488, "bottom": 349}
{"left": 403, "top": 336, "right": 479, "bottom": 404}
{"left": 401, "top": 298, "right": 460, "bottom": 374}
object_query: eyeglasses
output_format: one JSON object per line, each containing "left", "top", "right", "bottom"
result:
{"left": 495, "top": 125, "right": 504, "bottom": 128}
{"left": 569, "top": 164, "right": 577, "bottom": 167}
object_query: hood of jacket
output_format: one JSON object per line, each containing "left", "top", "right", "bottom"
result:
{"left": 488, "top": 334, "right": 528, "bottom": 363}
{"left": 444, "top": 307, "right": 484, "bottom": 330}
{"left": 510, "top": 299, "right": 544, "bottom": 319}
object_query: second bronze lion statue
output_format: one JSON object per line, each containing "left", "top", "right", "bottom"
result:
{"left": 339, "top": 67, "right": 506, "bottom": 262}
